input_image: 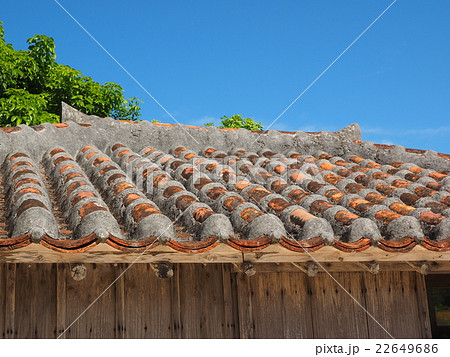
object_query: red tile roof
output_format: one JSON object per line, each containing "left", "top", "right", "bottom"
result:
{"left": 0, "top": 105, "right": 449, "bottom": 260}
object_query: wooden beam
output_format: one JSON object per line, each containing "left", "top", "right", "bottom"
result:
{"left": 0, "top": 243, "right": 242, "bottom": 264}
{"left": 242, "top": 245, "right": 450, "bottom": 264}
{"left": 0, "top": 243, "right": 449, "bottom": 269}
{"left": 232, "top": 261, "right": 450, "bottom": 273}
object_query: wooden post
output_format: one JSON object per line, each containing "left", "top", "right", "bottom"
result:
{"left": 236, "top": 272, "right": 254, "bottom": 338}
{"left": 415, "top": 273, "right": 432, "bottom": 338}
{"left": 4, "top": 263, "right": 16, "bottom": 338}
{"left": 114, "top": 263, "right": 125, "bottom": 339}
{"left": 56, "top": 264, "right": 67, "bottom": 339}
{"left": 170, "top": 264, "right": 181, "bottom": 338}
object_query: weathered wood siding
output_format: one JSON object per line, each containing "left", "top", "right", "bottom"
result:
{"left": 0, "top": 263, "right": 431, "bottom": 339}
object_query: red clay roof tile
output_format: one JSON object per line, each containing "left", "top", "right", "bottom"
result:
{"left": 0, "top": 114, "right": 449, "bottom": 259}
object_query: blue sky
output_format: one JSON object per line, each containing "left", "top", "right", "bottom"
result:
{"left": 2, "top": 1, "right": 449, "bottom": 153}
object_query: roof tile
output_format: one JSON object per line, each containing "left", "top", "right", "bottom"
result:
{"left": 0, "top": 109, "right": 450, "bottom": 257}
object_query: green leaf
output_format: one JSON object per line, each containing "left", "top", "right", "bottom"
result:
{"left": 0, "top": 22, "right": 142, "bottom": 126}
{"left": 214, "top": 114, "right": 263, "bottom": 130}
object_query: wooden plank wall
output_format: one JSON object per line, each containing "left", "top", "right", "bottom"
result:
{"left": 0, "top": 264, "right": 5, "bottom": 338}
{"left": 0, "top": 263, "right": 431, "bottom": 339}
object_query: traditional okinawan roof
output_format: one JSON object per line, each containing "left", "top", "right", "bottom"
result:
{"left": 0, "top": 103, "right": 449, "bottom": 264}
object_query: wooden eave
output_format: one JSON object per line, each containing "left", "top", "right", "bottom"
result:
{"left": 1, "top": 243, "right": 450, "bottom": 273}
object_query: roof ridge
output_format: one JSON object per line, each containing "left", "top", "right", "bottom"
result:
{"left": 60, "top": 101, "right": 362, "bottom": 139}
{"left": 0, "top": 103, "right": 448, "bottom": 172}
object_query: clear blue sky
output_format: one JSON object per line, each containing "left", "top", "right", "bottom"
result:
{"left": 2, "top": 1, "right": 449, "bottom": 153}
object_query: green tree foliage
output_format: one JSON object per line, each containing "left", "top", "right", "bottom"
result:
{"left": 0, "top": 21, "right": 141, "bottom": 126}
{"left": 205, "top": 114, "right": 263, "bottom": 130}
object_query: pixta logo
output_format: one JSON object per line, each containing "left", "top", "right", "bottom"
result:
{"left": 315, "top": 344, "right": 360, "bottom": 356}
